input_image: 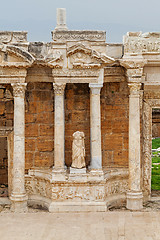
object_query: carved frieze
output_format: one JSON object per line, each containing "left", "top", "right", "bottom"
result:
{"left": 52, "top": 30, "right": 106, "bottom": 42}
{"left": 105, "top": 179, "right": 128, "bottom": 197}
{"left": 25, "top": 178, "right": 52, "bottom": 198}
{"left": 124, "top": 32, "right": 160, "bottom": 54}
{"left": 51, "top": 185, "right": 105, "bottom": 201}
{"left": 0, "top": 31, "right": 27, "bottom": 44}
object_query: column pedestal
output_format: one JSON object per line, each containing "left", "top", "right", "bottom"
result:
{"left": 10, "top": 83, "right": 28, "bottom": 212}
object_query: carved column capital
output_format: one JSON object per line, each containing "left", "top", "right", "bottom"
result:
{"left": 53, "top": 83, "right": 66, "bottom": 95}
{"left": 11, "top": 83, "right": 27, "bottom": 98}
{"left": 128, "top": 82, "right": 141, "bottom": 96}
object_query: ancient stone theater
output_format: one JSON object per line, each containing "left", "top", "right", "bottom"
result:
{"left": 0, "top": 8, "right": 159, "bottom": 212}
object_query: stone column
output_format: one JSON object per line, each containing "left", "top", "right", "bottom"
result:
{"left": 127, "top": 82, "right": 143, "bottom": 210}
{"left": 89, "top": 83, "right": 103, "bottom": 170}
{"left": 52, "top": 83, "right": 66, "bottom": 179}
{"left": 10, "top": 83, "right": 27, "bottom": 212}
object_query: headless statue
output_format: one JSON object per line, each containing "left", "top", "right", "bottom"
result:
{"left": 71, "top": 131, "right": 86, "bottom": 169}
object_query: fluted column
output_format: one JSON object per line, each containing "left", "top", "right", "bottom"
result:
{"left": 89, "top": 83, "right": 103, "bottom": 170}
{"left": 10, "top": 83, "right": 27, "bottom": 212}
{"left": 53, "top": 83, "right": 66, "bottom": 175}
{"left": 127, "top": 82, "right": 143, "bottom": 210}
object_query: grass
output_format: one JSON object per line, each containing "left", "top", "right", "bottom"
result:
{"left": 152, "top": 138, "right": 160, "bottom": 149}
{"left": 152, "top": 138, "right": 160, "bottom": 190}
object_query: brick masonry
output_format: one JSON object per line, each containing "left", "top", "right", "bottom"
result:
{"left": 25, "top": 83, "right": 54, "bottom": 172}
{"left": 101, "top": 82, "right": 129, "bottom": 167}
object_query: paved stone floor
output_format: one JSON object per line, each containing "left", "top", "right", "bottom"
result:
{"left": 0, "top": 210, "right": 160, "bottom": 240}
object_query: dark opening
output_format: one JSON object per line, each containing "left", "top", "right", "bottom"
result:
{"left": 0, "top": 137, "right": 8, "bottom": 197}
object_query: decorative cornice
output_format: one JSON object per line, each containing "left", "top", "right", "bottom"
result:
{"left": 53, "top": 83, "right": 66, "bottom": 95}
{"left": 11, "top": 83, "right": 27, "bottom": 97}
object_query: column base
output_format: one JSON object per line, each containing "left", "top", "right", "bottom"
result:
{"left": 126, "top": 191, "right": 143, "bottom": 211}
{"left": 52, "top": 167, "right": 66, "bottom": 181}
{"left": 10, "top": 194, "right": 28, "bottom": 213}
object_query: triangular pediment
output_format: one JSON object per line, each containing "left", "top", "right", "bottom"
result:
{"left": 67, "top": 43, "right": 115, "bottom": 68}
{"left": 45, "top": 50, "right": 63, "bottom": 68}
{"left": 0, "top": 45, "right": 34, "bottom": 67}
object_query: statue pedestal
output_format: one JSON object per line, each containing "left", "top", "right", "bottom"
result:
{"left": 69, "top": 167, "right": 87, "bottom": 180}
{"left": 70, "top": 167, "right": 86, "bottom": 174}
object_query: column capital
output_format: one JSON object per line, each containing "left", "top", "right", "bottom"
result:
{"left": 128, "top": 82, "right": 141, "bottom": 96}
{"left": 53, "top": 83, "right": 66, "bottom": 95}
{"left": 11, "top": 83, "right": 27, "bottom": 98}
{"left": 89, "top": 83, "right": 103, "bottom": 94}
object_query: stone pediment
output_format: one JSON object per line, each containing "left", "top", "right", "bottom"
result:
{"left": 67, "top": 43, "right": 115, "bottom": 68}
{"left": 0, "top": 45, "right": 34, "bottom": 68}
{"left": 45, "top": 50, "right": 63, "bottom": 68}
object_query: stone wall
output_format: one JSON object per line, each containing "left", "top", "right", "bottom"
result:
{"left": 101, "top": 82, "right": 129, "bottom": 167}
